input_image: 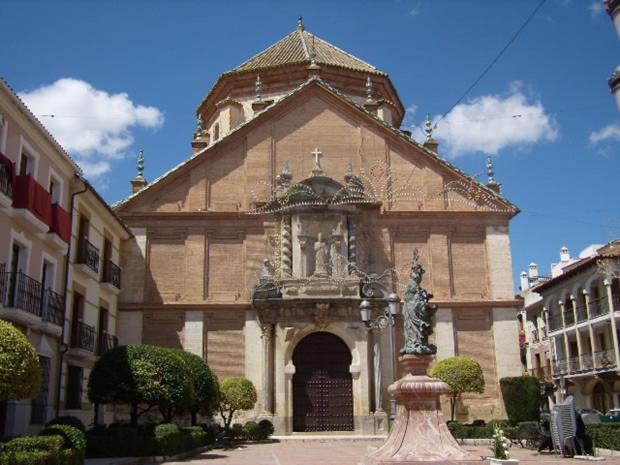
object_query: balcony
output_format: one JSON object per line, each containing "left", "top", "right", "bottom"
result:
{"left": 0, "top": 152, "right": 13, "bottom": 207}
{"left": 0, "top": 271, "right": 43, "bottom": 325}
{"left": 42, "top": 289, "right": 64, "bottom": 326}
{"left": 553, "top": 359, "right": 568, "bottom": 375}
{"left": 568, "top": 356, "right": 581, "bottom": 372}
{"left": 12, "top": 175, "right": 52, "bottom": 233}
{"left": 590, "top": 296, "right": 609, "bottom": 318}
{"left": 50, "top": 203, "right": 71, "bottom": 244}
{"left": 70, "top": 321, "right": 95, "bottom": 352}
{"left": 576, "top": 304, "right": 588, "bottom": 323}
{"left": 97, "top": 331, "right": 118, "bottom": 355}
{"left": 529, "top": 366, "right": 552, "bottom": 381}
{"left": 581, "top": 353, "right": 594, "bottom": 371}
{"left": 76, "top": 239, "right": 100, "bottom": 279}
{"left": 549, "top": 314, "right": 563, "bottom": 331}
{"left": 101, "top": 259, "right": 121, "bottom": 292}
{"left": 594, "top": 349, "right": 616, "bottom": 370}
{"left": 563, "top": 309, "right": 575, "bottom": 326}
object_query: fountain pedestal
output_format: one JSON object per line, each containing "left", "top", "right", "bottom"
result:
{"left": 363, "top": 355, "right": 482, "bottom": 465}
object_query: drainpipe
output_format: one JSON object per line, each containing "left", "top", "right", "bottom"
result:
{"left": 55, "top": 175, "right": 87, "bottom": 417}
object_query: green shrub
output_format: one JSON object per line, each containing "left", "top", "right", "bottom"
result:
{"left": 0, "top": 450, "right": 50, "bottom": 465}
{"left": 2, "top": 435, "right": 63, "bottom": 465}
{"left": 154, "top": 423, "right": 190, "bottom": 456}
{"left": 499, "top": 376, "right": 540, "bottom": 424}
{"left": 88, "top": 345, "right": 194, "bottom": 425}
{"left": 0, "top": 320, "right": 41, "bottom": 401}
{"left": 218, "top": 378, "right": 257, "bottom": 431}
{"left": 430, "top": 357, "right": 485, "bottom": 421}
{"left": 243, "top": 421, "right": 261, "bottom": 441}
{"left": 198, "top": 423, "right": 219, "bottom": 444}
{"left": 46, "top": 416, "right": 86, "bottom": 433}
{"left": 182, "top": 426, "right": 207, "bottom": 449}
{"left": 258, "top": 419, "right": 274, "bottom": 440}
{"left": 447, "top": 421, "right": 493, "bottom": 439}
{"left": 40, "top": 424, "right": 86, "bottom": 452}
{"left": 85, "top": 425, "right": 157, "bottom": 458}
{"left": 586, "top": 424, "right": 620, "bottom": 450}
{"left": 231, "top": 423, "right": 245, "bottom": 440}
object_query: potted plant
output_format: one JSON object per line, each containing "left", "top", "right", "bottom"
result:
{"left": 488, "top": 424, "right": 519, "bottom": 464}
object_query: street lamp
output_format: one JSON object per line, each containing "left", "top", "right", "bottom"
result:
{"left": 360, "top": 293, "right": 400, "bottom": 421}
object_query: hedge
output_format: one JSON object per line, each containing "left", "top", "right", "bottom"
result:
{"left": 86, "top": 422, "right": 213, "bottom": 458}
{"left": 39, "top": 424, "right": 85, "bottom": 465}
{"left": 586, "top": 424, "right": 620, "bottom": 450}
{"left": 46, "top": 416, "right": 86, "bottom": 433}
{"left": 499, "top": 376, "right": 540, "bottom": 424}
{"left": 0, "top": 435, "right": 63, "bottom": 465}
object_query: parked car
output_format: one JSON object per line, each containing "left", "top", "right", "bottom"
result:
{"left": 602, "top": 409, "right": 620, "bottom": 423}
{"left": 578, "top": 408, "right": 602, "bottom": 424}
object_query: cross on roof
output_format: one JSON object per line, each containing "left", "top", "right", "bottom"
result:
{"left": 311, "top": 148, "right": 324, "bottom": 176}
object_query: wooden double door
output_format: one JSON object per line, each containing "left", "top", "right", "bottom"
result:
{"left": 292, "top": 332, "right": 354, "bottom": 432}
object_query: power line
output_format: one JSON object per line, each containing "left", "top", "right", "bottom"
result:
{"left": 434, "top": 0, "right": 548, "bottom": 131}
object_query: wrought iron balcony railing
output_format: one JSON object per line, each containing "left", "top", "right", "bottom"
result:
{"left": 529, "top": 366, "right": 552, "bottom": 381}
{"left": 563, "top": 309, "right": 575, "bottom": 326}
{"left": 0, "top": 160, "right": 12, "bottom": 199}
{"left": 568, "top": 356, "right": 581, "bottom": 372}
{"left": 575, "top": 305, "right": 588, "bottom": 322}
{"left": 77, "top": 239, "right": 100, "bottom": 274}
{"left": 548, "top": 314, "right": 563, "bottom": 331}
{"left": 97, "top": 331, "right": 118, "bottom": 355}
{"left": 590, "top": 296, "right": 609, "bottom": 318}
{"left": 102, "top": 260, "right": 121, "bottom": 289}
{"left": 42, "top": 289, "right": 65, "bottom": 326}
{"left": 0, "top": 271, "right": 43, "bottom": 317}
{"left": 71, "top": 321, "right": 95, "bottom": 352}
{"left": 594, "top": 349, "right": 616, "bottom": 369}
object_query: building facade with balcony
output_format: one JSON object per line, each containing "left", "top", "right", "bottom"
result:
{"left": 518, "top": 263, "right": 554, "bottom": 409}
{"left": 62, "top": 186, "right": 130, "bottom": 426}
{"left": 0, "top": 77, "right": 130, "bottom": 437}
{"left": 531, "top": 242, "right": 620, "bottom": 414}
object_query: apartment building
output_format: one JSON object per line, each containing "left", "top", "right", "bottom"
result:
{"left": 529, "top": 242, "right": 620, "bottom": 413}
{"left": 519, "top": 263, "right": 554, "bottom": 409}
{"left": 0, "top": 78, "right": 130, "bottom": 437}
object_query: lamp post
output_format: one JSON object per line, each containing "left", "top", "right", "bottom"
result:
{"left": 360, "top": 292, "right": 400, "bottom": 421}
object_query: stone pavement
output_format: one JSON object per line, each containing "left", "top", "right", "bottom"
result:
{"left": 163, "top": 440, "right": 620, "bottom": 465}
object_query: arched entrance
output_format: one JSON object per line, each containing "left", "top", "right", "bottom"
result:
{"left": 592, "top": 382, "right": 609, "bottom": 413}
{"left": 292, "top": 332, "right": 353, "bottom": 432}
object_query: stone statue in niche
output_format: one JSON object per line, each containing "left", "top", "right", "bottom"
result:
{"left": 400, "top": 251, "right": 437, "bottom": 355}
{"left": 313, "top": 232, "right": 330, "bottom": 277}
{"left": 261, "top": 259, "right": 275, "bottom": 280}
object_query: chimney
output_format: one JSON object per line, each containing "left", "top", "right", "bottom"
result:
{"left": 423, "top": 138, "right": 439, "bottom": 153}
{"left": 560, "top": 246, "right": 570, "bottom": 262}
{"left": 520, "top": 271, "right": 529, "bottom": 291}
{"left": 192, "top": 114, "right": 209, "bottom": 153}
{"left": 528, "top": 262, "right": 539, "bottom": 280}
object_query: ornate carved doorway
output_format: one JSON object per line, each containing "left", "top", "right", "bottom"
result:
{"left": 292, "top": 332, "right": 354, "bottom": 432}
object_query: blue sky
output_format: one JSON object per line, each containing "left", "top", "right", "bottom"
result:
{"left": 1, "top": 0, "right": 618, "bottom": 291}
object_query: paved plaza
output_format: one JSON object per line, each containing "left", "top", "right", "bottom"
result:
{"left": 162, "top": 440, "right": 620, "bottom": 465}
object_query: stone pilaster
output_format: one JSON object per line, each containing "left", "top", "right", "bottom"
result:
{"left": 261, "top": 324, "right": 274, "bottom": 414}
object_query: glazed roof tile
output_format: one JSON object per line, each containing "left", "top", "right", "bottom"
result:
{"left": 228, "top": 27, "right": 385, "bottom": 76}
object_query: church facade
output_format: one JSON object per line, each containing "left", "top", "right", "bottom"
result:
{"left": 114, "top": 21, "right": 522, "bottom": 434}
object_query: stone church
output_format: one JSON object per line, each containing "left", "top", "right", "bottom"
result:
{"left": 114, "top": 20, "right": 521, "bottom": 434}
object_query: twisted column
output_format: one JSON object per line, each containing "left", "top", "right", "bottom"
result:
{"left": 281, "top": 216, "right": 292, "bottom": 276}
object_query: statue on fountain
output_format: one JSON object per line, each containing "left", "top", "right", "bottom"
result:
{"left": 400, "top": 250, "right": 437, "bottom": 355}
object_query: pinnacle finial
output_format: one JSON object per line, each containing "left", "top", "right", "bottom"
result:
{"left": 255, "top": 74, "right": 262, "bottom": 100}
{"left": 137, "top": 150, "right": 144, "bottom": 178}
{"left": 366, "top": 75, "right": 374, "bottom": 101}
{"left": 486, "top": 155, "right": 495, "bottom": 184}
{"left": 297, "top": 16, "right": 304, "bottom": 30}
{"left": 196, "top": 114, "right": 203, "bottom": 132}
{"left": 423, "top": 113, "right": 433, "bottom": 140}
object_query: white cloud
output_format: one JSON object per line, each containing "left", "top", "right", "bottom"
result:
{"left": 409, "top": 2, "right": 421, "bottom": 16}
{"left": 589, "top": 1, "right": 605, "bottom": 16}
{"left": 409, "top": 81, "right": 558, "bottom": 157}
{"left": 19, "top": 78, "right": 164, "bottom": 177}
{"left": 590, "top": 122, "right": 620, "bottom": 146}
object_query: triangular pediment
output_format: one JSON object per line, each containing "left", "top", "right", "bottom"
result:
{"left": 115, "top": 78, "right": 517, "bottom": 217}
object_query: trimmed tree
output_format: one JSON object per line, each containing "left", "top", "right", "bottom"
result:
{"left": 218, "top": 378, "right": 257, "bottom": 432}
{"left": 0, "top": 320, "right": 41, "bottom": 401}
{"left": 168, "top": 349, "right": 219, "bottom": 424}
{"left": 430, "top": 356, "right": 485, "bottom": 422}
{"left": 88, "top": 344, "right": 193, "bottom": 424}
{"left": 499, "top": 376, "right": 540, "bottom": 424}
